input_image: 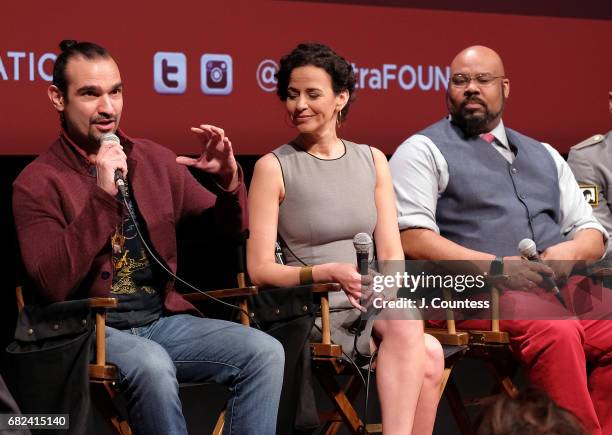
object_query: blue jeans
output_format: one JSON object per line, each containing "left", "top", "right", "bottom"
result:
{"left": 105, "top": 314, "right": 284, "bottom": 435}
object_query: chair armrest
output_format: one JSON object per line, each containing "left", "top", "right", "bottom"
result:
{"left": 14, "top": 286, "right": 119, "bottom": 377}
{"left": 181, "top": 286, "right": 258, "bottom": 302}
{"left": 310, "top": 283, "right": 342, "bottom": 293}
{"left": 88, "top": 297, "right": 118, "bottom": 309}
{"left": 15, "top": 286, "right": 118, "bottom": 313}
{"left": 183, "top": 286, "right": 259, "bottom": 326}
{"left": 425, "top": 328, "right": 470, "bottom": 346}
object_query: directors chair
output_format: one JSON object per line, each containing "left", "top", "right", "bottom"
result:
{"left": 12, "top": 281, "right": 258, "bottom": 435}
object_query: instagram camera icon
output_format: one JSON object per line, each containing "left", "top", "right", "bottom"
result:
{"left": 201, "top": 54, "right": 233, "bottom": 95}
{"left": 154, "top": 52, "right": 187, "bottom": 94}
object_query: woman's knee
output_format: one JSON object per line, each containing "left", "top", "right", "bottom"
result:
{"left": 376, "top": 319, "right": 424, "bottom": 345}
{"left": 423, "top": 334, "right": 445, "bottom": 385}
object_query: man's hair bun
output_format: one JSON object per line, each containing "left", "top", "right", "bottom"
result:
{"left": 59, "top": 40, "right": 78, "bottom": 52}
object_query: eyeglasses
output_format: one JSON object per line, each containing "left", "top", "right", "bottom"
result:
{"left": 450, "top": 73, "right": 505, "bottom": 88}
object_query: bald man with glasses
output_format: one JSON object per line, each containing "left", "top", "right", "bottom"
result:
{"left": 390, "top": 46, "right": 612, "bottom": 434}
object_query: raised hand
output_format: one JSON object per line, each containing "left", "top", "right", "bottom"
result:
{"left": 176, "top": 124, "right": 239, "bottom": 190}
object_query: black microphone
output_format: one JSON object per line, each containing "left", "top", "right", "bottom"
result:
{"left": 99, "top": 133, "right": 128, "bottom": 198}
{"left": 518, "top": 238, "right": 567, "bottom": 308}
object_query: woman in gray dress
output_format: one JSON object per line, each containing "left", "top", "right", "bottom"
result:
{"left": 247, "top": 42, "right": 444, "bottom": 434}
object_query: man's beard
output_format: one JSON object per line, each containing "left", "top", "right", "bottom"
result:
{"left": 449, "top": 94, "right": 504, "bottom": 137}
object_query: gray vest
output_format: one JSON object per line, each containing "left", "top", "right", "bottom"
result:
{"left": 419, "top": 118, "right": 566, "bottom": 257}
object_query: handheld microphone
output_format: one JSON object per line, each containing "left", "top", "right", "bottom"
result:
{"left": 99, "top": 133, "right": 128, "bottom": 198}
{"left": 518, "top": 238, "right": 567, "bottom": 308}
{"left": 353, "top": 233, "right": 372, "bottom": 275}
{"left": 348, "top": 233, "right": 373, "bottom": 334}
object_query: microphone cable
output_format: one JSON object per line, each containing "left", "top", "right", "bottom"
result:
{"left": 118, "top": 188, "right": 261, "bottom": 329}
{"left": 364, "top": 351, "right": 378, "bottom": 433}
{"left": 281, "top": 232, "right": 378, "bottom": 428}
{"left": 312, "top": 320, "right": 378, "bottom": 433}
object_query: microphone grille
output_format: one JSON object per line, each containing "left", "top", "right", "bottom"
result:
{"left": 353, "top": 232, "right": 372, "bottom": 254}
{"left": 99, "top": 133, "right": 120, "bottom": 144}
{"left": 518, "top": 238, "right": 537, "bottom": 257}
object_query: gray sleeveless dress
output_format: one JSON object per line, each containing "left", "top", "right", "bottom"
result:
{"left": 272, "top": 140, "right": 378, "bottom": 357}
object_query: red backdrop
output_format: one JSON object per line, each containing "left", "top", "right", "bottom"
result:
{"left": 2, "top": 0, "right": 611, "bottom": 155}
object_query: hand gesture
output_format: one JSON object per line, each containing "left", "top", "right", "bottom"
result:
{"left": 176, "top": 124, "right": 238, "bottom": 190}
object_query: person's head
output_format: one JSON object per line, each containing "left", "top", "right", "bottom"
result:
{"left": 275, "top": 42, "right": 355, "bottom": 136}
{"left": 583, "top": 189, "right": 593, "bottom": 201}
{"left": 48, "top": 40, "right": 123, "bottom": 150}
{"left": 476, "top": 388, "right": 586, "bottom": 435}
{"left": 446, "top": 45, "right": 510, "bottom": 137}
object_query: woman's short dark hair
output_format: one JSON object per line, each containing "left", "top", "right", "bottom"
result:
{"left": 275, "top": 42, "right": 356, "bottom": 119}
{"left": 53, "top": 40, "right": 111, "bottom": 99}
{"left": 476, "top": 388, "right": 586, "bottom": 435}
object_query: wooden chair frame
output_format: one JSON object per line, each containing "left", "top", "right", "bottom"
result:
{"left": 16, "top": 283, "right": 258, "bottom": 435}
{"left": 425, "top": 275, "right": 519, "bottom": 435}
{"left": 309, "top": 283, "right": 369, "bottom": 435}
{"left": 308, "top": 283, "right": 467, "bottom": 435}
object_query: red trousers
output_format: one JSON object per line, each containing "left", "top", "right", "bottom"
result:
{"left": 443, "top": 276, "right": 612, "bottom": 435}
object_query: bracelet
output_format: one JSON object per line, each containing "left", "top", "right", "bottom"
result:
{"left": 489, "top": 256, "right": 504, "bottom": 276}
{"left": 299, "top": 266, "right": 314, "bottom": 285}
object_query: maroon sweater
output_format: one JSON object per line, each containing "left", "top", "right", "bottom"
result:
{"left": 12, "top": 130, "right": 248, "bottom": 315}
